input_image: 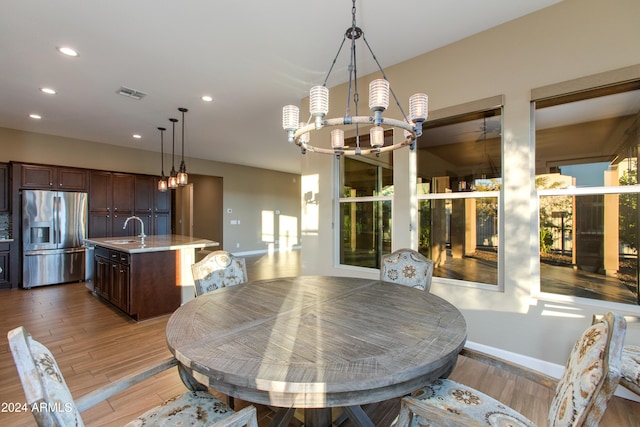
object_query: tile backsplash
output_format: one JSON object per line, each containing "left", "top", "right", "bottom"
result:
{"left": 0, "top": 213, "right": 10, "bottom": 239}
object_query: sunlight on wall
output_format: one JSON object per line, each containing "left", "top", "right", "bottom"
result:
{"left": 262, "top": 211, "right": 299, "bottom": 252}
{"left": 279, "top": 214, "right": 298, "bottom": 250}
{"left": 302, "top": 174, "right": 320, "bottom": 236}
{"left": 262, "top": 210, "right": 275, "bottom": 243}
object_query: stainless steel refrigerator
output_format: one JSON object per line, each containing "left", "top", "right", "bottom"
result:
{"left": 22, "top": 190, "right": 88, "bottom": 288}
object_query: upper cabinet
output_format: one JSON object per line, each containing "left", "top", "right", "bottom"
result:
{"left": 20, "top": 164, "right": 87, "bottom": 191}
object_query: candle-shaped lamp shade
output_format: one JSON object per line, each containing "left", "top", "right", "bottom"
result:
{"left": 310, "top": 86, "right": 329, "bottom": 118}
{"left": 282, "top": 105, "right": 300, "bottom": 131}
{"left": 370, "top": 126, "right": 384, "bottom": 148}
{"left": 331, "top": 129, "right": 344, "bottom": 149}
{"left": 368, "top": 79, "right": 389, "bottom": 112}
{"left": 409, "top": 93, "right": 428, "bottom": 123}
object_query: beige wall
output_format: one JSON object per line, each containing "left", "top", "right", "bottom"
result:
{"left": 300, "top": 0, "right": 640, "bottom": 370}
{"left": 0, "top": 127, "right": 301, "bottom": 254}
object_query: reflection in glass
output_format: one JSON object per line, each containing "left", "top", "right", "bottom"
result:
{"left": 416, "top": 107, "right": 502, "bottom": 286}
{"left": 339, "top": 130, "right": 394, "bottom": 268}
{"left": 340, "top": 200, "right": 392, "bottom": 268}
{"left": 535, "top": 84, "right": 640, "bottom": 305}
{"left": 418, "top": 196, "right": 498, "bottom": 286}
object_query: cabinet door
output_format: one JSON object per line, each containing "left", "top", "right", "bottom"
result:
{"left": 94, "top": 256, "right": 110, "bottom": 299}
{"left": 111, "top": 261, "right": 130, "bottom": 312}
{"left": 154, "top": 213, "right": 171, "bottom": 235}
{"left": 112, "top": 173, "right": 134, "bottom": 214}
{"left": 0, "top": 250, "right": 9, "bottom": 288}
{"left": 135, "top": 175, "right": 154, "bottom": 213}
{"left": 112, "top": 214, "right": 133, "bottom": 237}
{"left": 21, "top": 164, "right": 54, "bottom": 189}
{"left": 89, "top": 212, "right": 111, "bottom": 238}
{"left": 0, "top": 163, "right": 8, "bottom": 212}
{"left": 89, "top": 171, "right": 112, "bottom": 212}
{"left": 57, "top": 168, "right": 87, "bottom": 191}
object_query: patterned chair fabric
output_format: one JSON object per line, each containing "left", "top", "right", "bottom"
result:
{"left": 621, "top": 345, "right": 640, "bottom": 395}
{"left": 380, "top": 248, "right": 434, "bottom": 291}
{"left": 397, "top": 312, "right": 626, "bottom": 427}
{"left": 192, "top": 250, "right": 248, "bottom": 297}
{"left": 8, "top": 326, "right": 258, "bottom": 427}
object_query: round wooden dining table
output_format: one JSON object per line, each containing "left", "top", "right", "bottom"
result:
{"left": 166, "top": 276, "right": 467, "bottom": 427}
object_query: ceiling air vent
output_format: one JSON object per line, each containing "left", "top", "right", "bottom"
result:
{"left": 117, "top": 86, "right": 147, "bottom": 100}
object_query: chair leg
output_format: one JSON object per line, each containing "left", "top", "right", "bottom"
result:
{"left": 177, "top": 364, "right": 208, "bottom": 391}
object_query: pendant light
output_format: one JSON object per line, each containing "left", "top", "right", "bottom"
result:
{"left": 177, "top": 107, "right": 188, "bottom": 186}
{"left": 157, "top": 127, "right": 168, "bottom": 192}
{"left": 168, "top": 118, "right": 179, "bottom": 189}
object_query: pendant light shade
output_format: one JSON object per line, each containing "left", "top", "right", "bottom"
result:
{"left": 168, "top": 118, "right": 179, "bottom": 189}
{"left": 157, "top": 127, "right": 168, "bottom": 192}
{"left": 177, "top": 107, "right": 188, "bottom": 186}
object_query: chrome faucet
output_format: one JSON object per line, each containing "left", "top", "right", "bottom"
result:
{"left": 123, "top": 216, "right": 146, "bottom": 239}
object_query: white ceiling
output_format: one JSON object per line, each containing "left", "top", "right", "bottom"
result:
{"left": 0, "top": 0, "right": 562, "bottom": 175}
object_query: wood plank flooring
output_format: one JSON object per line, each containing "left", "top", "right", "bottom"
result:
{"left": 0, "top": 250, "right": 638, "bottom": 426}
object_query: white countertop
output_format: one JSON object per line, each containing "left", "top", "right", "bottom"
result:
{"left": 85, "top": 235, "right": 219, "bottom": 254}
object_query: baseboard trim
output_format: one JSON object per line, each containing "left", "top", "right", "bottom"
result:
{"left": 465, "top": 341, "right": 639, "bottom": 403}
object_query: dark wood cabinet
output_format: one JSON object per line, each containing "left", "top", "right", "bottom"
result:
{"left": 0, "top": 242, "right": 10, "bottom": 288}
{"left": 0, "top": 163, "right": 8, "bottom": 212}
{"left": 89, "top": 171, "right": 165, "bottom": 238}
{"left": 94, "top": 247, "right": 130, "bottom": 313}
{"left": 93, "top": 246, "right": 178, "bottom": 320}
{"left": 21, "top": 164, "right": 87, "bottom": 191}
{"left": 112, "top": 173, "right": 134, "bottom": 214}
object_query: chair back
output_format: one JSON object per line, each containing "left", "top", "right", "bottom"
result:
{"left": 380, "top": 248, "right": 434, "bottom": 291}
{"left": 8, "top": 326, "right": 84, "bottom": 427}
{"left": 548, "top": 312, "right": 626, "bottom": 427}
{"left": 192, "top": 250, "right": 248, "bottom": 296}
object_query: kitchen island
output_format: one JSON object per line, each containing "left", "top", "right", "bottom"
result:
{"left": 85, "top": 235, "right": 219, "bottom": 320}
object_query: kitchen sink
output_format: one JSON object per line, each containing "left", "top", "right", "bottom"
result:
{"left": 106, "top": 239, "right": 138, "bottom": 244}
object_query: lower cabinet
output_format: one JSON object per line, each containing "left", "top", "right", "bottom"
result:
{"left": 94, "top": 247, "right": 130, "bottom": 313}
{"left": 0, "top": 243, "right": 10, "bottom": 289}
{"left": 93, "top": 246, "right": 180, "bottom": 320}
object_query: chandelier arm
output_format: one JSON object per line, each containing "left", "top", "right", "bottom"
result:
{"left": 361, "top": 34, "right": 410, "bottom": 123}
{"left": 322, "top": 36, "right": 349, "bottom": 88}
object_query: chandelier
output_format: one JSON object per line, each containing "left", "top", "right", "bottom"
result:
{"left": 282, "top": 0, "right": 428, "bottom": 156}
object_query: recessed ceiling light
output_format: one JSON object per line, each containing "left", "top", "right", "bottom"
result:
{"left": 40, "top": 87, "right": 57, "bottom": 95}
{"left": 29, "top": 114, "right": 42, "bottom": 120}
{"left": 201, "top": 95, "right": 213, "bottom": 102}
{"left": 57, "top": 46, "right": 79, "bottom": 57}
{"left": 133, "top": 134, "right": 142, "bottom": 139}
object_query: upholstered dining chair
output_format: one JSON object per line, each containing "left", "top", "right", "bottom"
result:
{"left": 397, "top": 312, "right": 626, "bottom": 427}
{"left": 380, "top": 248, "right": 434, "bottom": 291}
{"left": 191, "top": 250, "right": 248, "bottom": 297}
{"left": 8, "top": 326, "right": 258, "bottom": 427}
{"left": 620, "top": 344, "right": 640, "bottom": 395}
{"left": 593, "top": 314, "right": 640, "bottom": 396}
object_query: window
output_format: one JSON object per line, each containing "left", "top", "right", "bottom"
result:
{"left": 338, "top": 130, "right": 393, "bottom": 268}
{"left": 416, "top": 99, "right": 503, "bottom": 287}
{"left": 534, "top": 79, "right": 640, "bottom": 305}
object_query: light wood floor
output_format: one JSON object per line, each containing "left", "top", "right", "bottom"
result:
{"left": 1, "top": 250, "right": 638, "bottom": 426}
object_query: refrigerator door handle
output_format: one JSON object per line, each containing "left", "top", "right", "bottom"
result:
{"left": 53, "top": 195, "right": 59, "bottom": 245}
{"left": 25, "top": 247, "right": 86, "bottom": 256}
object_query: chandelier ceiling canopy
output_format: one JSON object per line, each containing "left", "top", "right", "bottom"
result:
{"left": 282, "top": 0, "right": 428, "bottom": 157}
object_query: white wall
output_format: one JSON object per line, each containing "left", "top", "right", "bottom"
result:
{"left": 300, "top": 0, "right": 640, "bottom": 367}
